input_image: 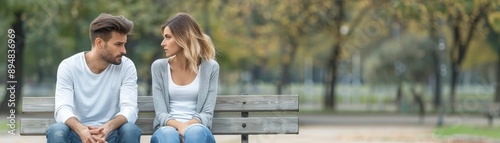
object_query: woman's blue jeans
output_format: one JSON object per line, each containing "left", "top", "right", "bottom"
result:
{"left": 150, "top": 124, "right": 215, "bottom": 143}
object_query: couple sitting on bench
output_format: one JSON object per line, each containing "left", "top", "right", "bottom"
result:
{"left": 46, "top": 12, "right": 218, "bottom": 143}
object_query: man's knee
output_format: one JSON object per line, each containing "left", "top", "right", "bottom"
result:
{"left": 118, "top": 123, "right": 141, "bottom": 135}
{"left": 46, "top": 123, "right": 71, "bottom": 140}
{"left": 116, "top": 123, "right": 141, "bottom": 143}
{"left": 47, "top": 123, "right": 70, "bottom": 135}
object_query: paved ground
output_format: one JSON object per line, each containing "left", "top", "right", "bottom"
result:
{"left": 1, "top": 125, "right": 438, "bottom": 143}
{"left": 1, "top": 114, "right": 499, "bottom": 143}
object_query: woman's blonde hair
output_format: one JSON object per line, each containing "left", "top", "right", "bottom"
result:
{"left": 161, "top": 13, "right": 215, "bottom": 73}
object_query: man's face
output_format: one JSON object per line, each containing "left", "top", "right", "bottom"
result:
{"left": 100, "top": 31, "right": 127, "bottom": 65}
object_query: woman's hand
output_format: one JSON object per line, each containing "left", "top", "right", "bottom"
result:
{"left": 177, "top": 124, "right": 189, "bottom": 137}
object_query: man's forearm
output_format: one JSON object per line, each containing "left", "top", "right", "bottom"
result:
{"left": 66, "top": 117, "right": 97, "bottom": 143}
{"left": 65, "top": 117, "right": 86, "bottom": 133}
{"left": 102, "top": 115, "right": 127, "bottom": 131}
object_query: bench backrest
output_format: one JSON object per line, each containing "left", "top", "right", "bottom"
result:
{"left": 21, "top": 95, "right": 299, "bottom": 135}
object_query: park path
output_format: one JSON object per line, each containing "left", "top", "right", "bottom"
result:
{"left": 2, "top": 114, "right": 499, "bottom": 143}
{"left": 0, "top": 125, "right": 439, "bottom": 143}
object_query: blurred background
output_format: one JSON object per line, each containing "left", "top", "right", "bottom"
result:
{"left": 2, "top": 0, "right": 500, "bottom": 142}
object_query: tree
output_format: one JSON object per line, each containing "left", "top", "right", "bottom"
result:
{"left": 213, "top": 0, "right": 319, "bottom": 94}
{"left": 424, "top": 1, "right": 446, "bottom": 111}
{"left": 318, "top": 0, "right": 379, "bottom": 111}
{"left": 1, "top": 10, "right": 24, "bottom": 115}
{"left": 366, "top": 34, "right": 434, "bottom": 121}
{"left": 395, "top": 0, "right": 447, "bottom": 111}
{"left": 0, "top": 0, "right": 178, "bottom": 112}
{"left": 270, "top": 1, "right": 319, "bottom": 94}
{"left": 484, "top": 1, "right": 500, "bottom": 103}
{"left": 446, "top": 0, "right": 489, "bottom": 113}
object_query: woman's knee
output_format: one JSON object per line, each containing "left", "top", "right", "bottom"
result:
{"left": 183, "top": 124, "right": 215, "bottom": 143}
{"left": 151, "top": 126, "right": 180, "bottom": 143}
{"left": 184, "top": 124, "right": 206, "bottom": 135}
{"left": 154, "top": 126, "right": 178, "bottom": 136}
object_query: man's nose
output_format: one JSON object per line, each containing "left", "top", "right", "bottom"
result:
{"left": 121, "top": 45, "right": 127, "bottom": 55}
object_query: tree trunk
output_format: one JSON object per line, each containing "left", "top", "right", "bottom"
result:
{"left": 396, "top": 81, "right": 403, "bottom": 112}
{"left": 203, "top": 0, "right": 212, "bottom": 36}
{"left": 448, "top": 4, "right": 487, "bottom": 113}
{"left": 495, "top": 48, "right": 500, "bottom": 103}
{"left": 1, "top": 11, "right": 24, "bottom": 115}
{"left": 479, "top": 9, "right": 500, "bottom": 103}
{"left": 411, "top": 86, "right": 425, "bottom": 124}
{"left": 325, "top": 43, "right": 341, "bottom": 111}
{"left": 431, "top": 50, "right": 442, "bottom": 111}
{"left": 277, "top": 63, "right": 290, "bottom": 95}
{"left": 449, "top": 62, "right": 458, "bottom": 113}
{"left": 428, "top": 11, "right": 442, "bottom": 111}
{"left": 324, "top": 0, "right": 344, "bottom": 111}
{"left": 277, "top": 36, "right": 298, "bottom": 95}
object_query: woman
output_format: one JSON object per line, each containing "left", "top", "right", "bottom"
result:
{"left": 150, "top": 13, "right": 219, "bottom": 143}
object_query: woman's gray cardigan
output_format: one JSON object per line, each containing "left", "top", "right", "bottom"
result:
{"left": 151, "top": 58, "right": 219, "bottom": 130}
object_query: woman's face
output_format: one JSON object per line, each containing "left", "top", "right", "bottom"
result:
{"left": 161, "top": 26, "right": 182, "bottom": 57}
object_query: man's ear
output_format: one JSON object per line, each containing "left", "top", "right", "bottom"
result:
{"left": 95, "top": 38, "right": 104, "bottom": 49}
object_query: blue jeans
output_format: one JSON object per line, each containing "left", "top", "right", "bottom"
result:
{"left": 46, "top": 122, "right": 141, "bottom": 143}
{"left": 151, "top": 124, "right": 215, "bottom": 143}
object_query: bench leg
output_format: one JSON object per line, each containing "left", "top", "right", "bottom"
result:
{"left": 241, "top": 134, "right": 248, "bottom": 143}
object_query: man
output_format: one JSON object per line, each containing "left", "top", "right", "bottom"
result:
{"left": 46, "top": 13, "right": 140, "bottom": 143}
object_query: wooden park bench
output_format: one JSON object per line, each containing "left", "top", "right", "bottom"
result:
{"left": 20, "top": 95, "right": 299, "bottom": 143}
{"left": 485, "top": 103, "right": 500, "bottom": 126}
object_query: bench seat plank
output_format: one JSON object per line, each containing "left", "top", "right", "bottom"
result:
{"left": 20, "top": 117, "right": 299, "bottom": 135}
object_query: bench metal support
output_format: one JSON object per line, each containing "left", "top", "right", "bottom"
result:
{"left": 241, "top": 93, "right": 249, "bottom": 143}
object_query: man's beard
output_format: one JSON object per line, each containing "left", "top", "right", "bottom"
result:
{"left": 101, "top": 44, "right": 123, "bottom": 65}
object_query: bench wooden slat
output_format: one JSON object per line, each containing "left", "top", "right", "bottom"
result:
{"left": 23, "top": 95, "right": 299, "bottom": 112}
{"left": 212, "top": 117, "right": 299, "bottom": 134}
{"left": 20, "top": 117, "right": 299, "bottom": 135}
{"left": 214, "top": 95, "right": 299, "bottom": 112}
{"left": 21, "top": 97, "right": 55, "bottom": 112}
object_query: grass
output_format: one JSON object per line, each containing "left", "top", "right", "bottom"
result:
{"left": 434, "top": 125, "right": 500, "bottom": 139}
{"left": 0, "top": 118, "right": 20, "bottom": 133}
{"left": 0, "top": 121, "right": 7, "bottom": 131}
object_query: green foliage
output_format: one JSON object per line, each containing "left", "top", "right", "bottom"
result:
{"left": 1, "top": 0, "right": 499, "bottom": 94}
{"left": 485, "top": 1, "right": 500, "bottom": 53}
{"left": 0, "top": 0, "right": 174, "bottom": 84}
{"left": 364, "top": 34, "right": 434, "bottom": 84}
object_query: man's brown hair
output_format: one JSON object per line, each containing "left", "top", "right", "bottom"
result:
{"left": 89, "top": 13, "right": 133, "bottom": 46}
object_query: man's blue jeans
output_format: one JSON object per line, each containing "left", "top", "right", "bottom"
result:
{"left": 46, "top": 122, "right": 141, "bottom": 143}
{"left": 150, "top": 124, "right": 215, "bottom": 143}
